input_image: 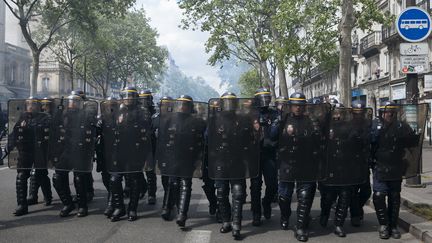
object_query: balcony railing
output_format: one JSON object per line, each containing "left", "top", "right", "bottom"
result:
{"left": 382, "top": 24, "right": 398, "bottom": 42}
{"left": 360, "top": 31, "right": 382, "bottom": 58}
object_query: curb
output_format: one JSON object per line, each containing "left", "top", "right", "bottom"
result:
{"left": 399, "top": 195, "right": 432, "bottom": 243}
{"left": 366, "top": 197, "right": 432, "bottom": 243}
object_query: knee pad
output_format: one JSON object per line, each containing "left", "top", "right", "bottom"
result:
{"left": 373, "top": 191, "right": 387, "bottom": 202}
{"left": 232, "top": 183, "right": 245, "bottom": 202}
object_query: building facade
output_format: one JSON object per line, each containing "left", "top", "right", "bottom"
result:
{"left": 297, "top": 0, "right": 432, "bottom": 116}
{"left": 0, "top": 2, "right": 31, "bottom": 108}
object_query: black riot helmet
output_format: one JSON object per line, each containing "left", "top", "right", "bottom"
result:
{"left": 351, "top": 99, "right": 366, "bottom": 116}
{"left": 25, "top": 96, "right": 40, "bottom": 113}
{"left": 220, "top": 92, "right": 238, "bottom": 111}
{"left": 309, "top": 97, "right": 322, "bottom": 104}
{"left": 289, "top": 92, "right": 307, "bottom": 105}
{"left": 159, "top": 96, "right": 174, "bottom": 106}
{"left": 120, "top": 86, "right": 138, "bottom": 107}
{"left": 139, "top": 89, "right": 153, "bottom": 101}
{"left": 378, "top": 101, "right": 399, "bottom": 124}
{"left": 120, "top": 86, "right": 139, "bottom": 99}
{"left": 289, "top": 92, "right": 306, "bottom": 117}
{"left": 40, "top": 97, "right": 53, "bottom": 113}
{"left": 254, "top": 87, "right": 272, "bottom": 108}
{"left": 328, "top": 98, "right": 339, "bottom": 107}
{"left": 175, "top": 95, "right": 194, "bottom": 113}
{"left": 71, "top": 90, "right": 86, "bottom": 100}
{"left": 275, "top": 96, "right": 288, "bottom": 106}
{"left": 66, "top": 94, "right": 82, "bottom": 110}
{"left": 275, "top": 96, "right": 288, "bottom": 112}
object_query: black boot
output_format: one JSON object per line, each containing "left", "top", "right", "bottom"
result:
{"left": 176, "top": 179, "right": 192, "bottom": 228}
{"left": 138, "top": 172, "right": 147, "bottom": 200}
{"left": 373, "top": 192, "right": 390, "bottom": 239}
{"left": 14, "top": 171, "right": 29, "bottom": 216}
{"left": 333, "top": 189, "right": 350, "bottom": 237}
{"left": 38, "top": 170, "right": 52, "bottom": 206}
{"left": 161, "top": 187, "right": 172, "bottom": 221}
{"left": 27, "top": 170, "right": 39, "bottom": 205}
{"left": 250, "top": 177, "right": 262, "bottom": 227}
{"left": 127, "top": 174, "right": 140, "bottom": 221}
{"left": 388, "top": 192, "right": 401, "bottom": 239}
{"left": 146, "top": 170, "right": 157, "bottom": 205}
{"left": 295, "top": 186, "right": 314, "bottom": 242}
{"left": 262, "top": 197, "right": 272, "bottom": 220}
{"left": 278, "top": 196, "right": 291, "bottom": 230}
{"left": 319, "top": 188, "right": 335, "bottom": 228}
{"left": 86, "top": 173, "right": 94, "bottom": 203}
{"left": 202, "top": 184, "right": 218, "bottom": 216}
{"left": 217, "top": 182, "right": 232, "bottom": 233}
{"left": 232, "top": 183, "right": 245, "bottom": 240}
{"left": 53, "top": 172, "right": 75, "bottom": 217}
{"left": 110, "top": 175, "right": 126, "bottom": 222}
{"left": 104, "top": 192, "right": 114, "bottom": 217}
{"left": 74, "top": 173, "right": 88, "bottom": 217}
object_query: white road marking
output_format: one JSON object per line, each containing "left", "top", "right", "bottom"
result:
{"left": 183, "top": 230, "right": 211, "bottom": 243}
{"left": 0, "top": 166, "right": 8, "bottom": 171}
{"left": 195, "top": 196, "right": 211, "bottom": 213}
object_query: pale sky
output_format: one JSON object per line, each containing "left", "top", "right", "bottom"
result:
{"left": 135, "top": 0, "right": 222, "bottom": 92}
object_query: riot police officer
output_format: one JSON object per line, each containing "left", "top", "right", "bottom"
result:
{"left": 156, "top": 95, "right": 207, "bottom": 228}
{"left": 8, "top": 97, "right": 51, "bottom": 216}
{"left": 51, "top": 94, "right": 96, "bottom": 217}
{"left": 250, "top": 88, "right": 279, "bottom": 226}
{"left": 201, "top": 100, "right": 219, "bottom": 220}
{"left": 139, "top": 89, "right": 157, "bottom": 205}
{"left": 209, "top": 92, "right": 259, "bottom": 240}
{"left": 109, "top": 87, "right": 146, "bottom": 222}
{"left": 371, "top": 101, "right": 421, "bottom": 239}
{"left": 95, "top": 96, "right": 117, "bottom": 217}
{"left": 319, "top": 102, "right": 369, "bottom": 237}
{"left": 278, "top": 92, "right": 327, "bottom": 242}
{"left": 27, "top": 97, "right": 53, "bottom": 206}
{"left": 349, "top": 100, "right": 372, "bottom": 226}
{"left": 71, "top": 90, "right": 95, "bottom": 202}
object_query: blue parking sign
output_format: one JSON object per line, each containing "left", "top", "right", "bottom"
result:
{"left": 397, "top": 7, "right": 432, "bottom": 42}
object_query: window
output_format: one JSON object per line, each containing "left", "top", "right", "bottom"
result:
{"left": 42, "top": 77, "right": 49, "bottom": 92}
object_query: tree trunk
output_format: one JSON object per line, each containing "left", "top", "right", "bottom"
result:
{"left": 260, "top": 61, "right": 277, "bottom": 102}
{"left": 270, "top": 26, "right": 288, "bottom": 98}
{"left": 30, "top": 52, "right": 40, "bottom": 97}
{"left": 338, "top": 0, "right": 354, "bottom": 105}
{"left": 277, "top": 65, "right": 288, "bottom": 97}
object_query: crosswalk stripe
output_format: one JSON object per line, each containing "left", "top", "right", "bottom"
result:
{"left": 183, "top": 230, "right": 211, "bottom": 243}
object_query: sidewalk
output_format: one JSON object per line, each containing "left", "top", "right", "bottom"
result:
{"left": 397, "top": 145, "right": 432, "bottom": 243}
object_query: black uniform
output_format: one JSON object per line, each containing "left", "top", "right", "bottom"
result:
{"left": 8, "top": 99, "right": 51, "bottom": 216}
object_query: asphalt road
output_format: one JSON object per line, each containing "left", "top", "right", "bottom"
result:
{"left": 0, "top": 166, "right": 419, "bottom": 243}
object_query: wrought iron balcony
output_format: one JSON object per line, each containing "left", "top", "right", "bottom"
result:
{"left": 381, "top": 23, "right": 399, "bottom": 44}
{"left": 360, "top": 31, "right": 382, "bottom": 58}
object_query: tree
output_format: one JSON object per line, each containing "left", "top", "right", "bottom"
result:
{"left": 238, "top": 69, "right": 261, "bottom": 97}
{"left": 72, "top": 9, "right": 167, "bottom": 98}
{"left": 3, "top": 0, "right": 135, "bottom": 96}
{"left": 179, "top": 0, "right": 281, "bottom": 100}
{"left": 337, "top": 0, "right": 391, "bottom": 105}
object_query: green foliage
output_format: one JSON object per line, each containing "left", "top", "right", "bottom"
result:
{"left": 238, "top": 69, "right": 261, "bottom": 98}
{"left": 71, "top": 9, "right": 167, "bottom": 97}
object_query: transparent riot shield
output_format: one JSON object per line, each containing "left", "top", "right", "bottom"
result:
{"left": 278, "top": 103, "right": 331, "bottom": 182}
{"left": 155, "top": 101, "right": 207, "bottom": 178}
{"left": 208, "top": 98, "right": 261, "bottom": 180}
{"left": 48, "top": 98, "right": 98, "bottom": 172}
{"left": 324, "top": 107, "right": 373, "bottom": 185}
{"left": 375, "top": 103, "right": 428, "bottom": 181}
{"left": 100, "top": 98, "right": 153, "bottom": 173}
{"left": 7, "top": 99, "right": 51, "bottom": 169}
